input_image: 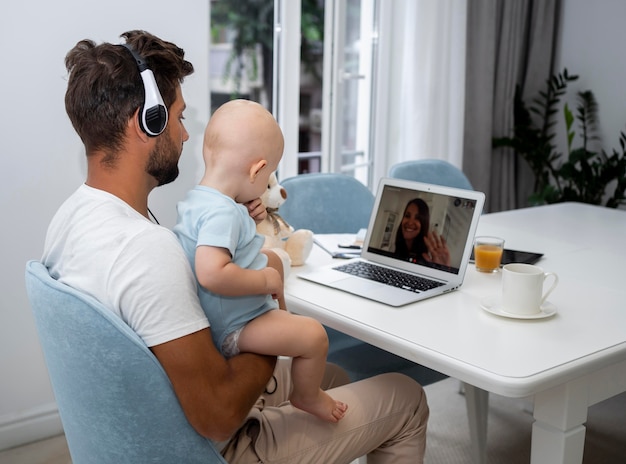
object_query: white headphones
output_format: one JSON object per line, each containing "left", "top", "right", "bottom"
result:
{"left": 120, "top": 44, "right": 168, "bottom": 136}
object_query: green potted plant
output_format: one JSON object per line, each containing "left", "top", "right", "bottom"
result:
{"left": 210, "top": 0, "right": 324, "bottom": 100}
{"left": 493, "top": 69, "right": 626, "bottom": 208}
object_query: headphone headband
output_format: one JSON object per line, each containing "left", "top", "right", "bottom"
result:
{"left": 120, "top": 44, "right": 168, "bottom": 136}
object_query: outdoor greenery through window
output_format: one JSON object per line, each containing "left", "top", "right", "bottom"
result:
{"left": 209, "top": 0, "right": 378, "bottom": 184}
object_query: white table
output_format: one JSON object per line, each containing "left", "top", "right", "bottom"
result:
{"left": 284, "top": 203, "right": 626, "bottom": 464}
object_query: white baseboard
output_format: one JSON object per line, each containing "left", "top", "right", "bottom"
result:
{"left": 0, "top": 402, "right": 64, "bottom": 451}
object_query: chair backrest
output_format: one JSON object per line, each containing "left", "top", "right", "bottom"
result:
{"left": 389, "top": 159, "right": 474, "bottom": 190}
{"left": 24, "top": 260, "right": 224, "bottom": 464}
{"left": 279, "top": 173, "right": 375, "bottom": 234}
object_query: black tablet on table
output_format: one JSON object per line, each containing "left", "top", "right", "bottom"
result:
{"left": 469, "top": 248, "right": 544, "bottom": 267}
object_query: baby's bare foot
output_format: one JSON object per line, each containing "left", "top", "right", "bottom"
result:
{"left": 290, "top": 389, "right": 348, "bottom": 422}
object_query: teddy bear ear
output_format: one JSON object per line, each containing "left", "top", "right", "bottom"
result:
{"left": 267, "top": 172, "right": 276, "bottom": 188}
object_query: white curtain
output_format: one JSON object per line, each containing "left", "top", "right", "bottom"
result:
{"left": 380, "top": 0, "right": 467, "bottom": 176}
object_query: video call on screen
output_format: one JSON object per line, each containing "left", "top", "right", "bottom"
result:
{"left": 367, "top": 186, "right": 477, "bottom": 274}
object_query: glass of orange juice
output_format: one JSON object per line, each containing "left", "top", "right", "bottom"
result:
{"left": 474, "top": 236, "right": 505, "bottom": 273}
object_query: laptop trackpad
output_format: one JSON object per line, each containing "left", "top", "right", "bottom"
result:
{"left": 333, "top": 277, "right": 386, "bottom": 294}
{"left": 332, "top": 277, "right": 418, "bottom": 306}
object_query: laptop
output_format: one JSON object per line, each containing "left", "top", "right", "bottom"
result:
{"left": 298, "top": 177, "right": 485, "bottom": 306}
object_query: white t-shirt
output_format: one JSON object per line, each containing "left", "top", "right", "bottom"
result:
{"left": 42, "top": 184, "right": 209, "bottom": 347}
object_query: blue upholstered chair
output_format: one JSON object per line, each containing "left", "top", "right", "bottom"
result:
{"left": 389, "top": 159, "right": 474, "bottom": 190}
{"left": 278, "top": 173, "right": 446, "bottom": 384}
{"left": 279, "top": 173, "right": 374, "bottom": 234}
{"left": 24, "top": 260, "right": 223, "bottom": 464}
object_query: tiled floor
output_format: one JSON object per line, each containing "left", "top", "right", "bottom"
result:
{"left": 0, "top": 434, "right": 70, "bottom": 464}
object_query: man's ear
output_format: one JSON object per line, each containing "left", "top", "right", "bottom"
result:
{"left": 249, "top": 160, "right": 268, "bottom": 182}
{"left": 129, "top": 108, "right": 151, "bottom": 143}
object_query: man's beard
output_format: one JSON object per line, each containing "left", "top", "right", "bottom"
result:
{"left": 146, "top": 133, "right": 180, "bottom": 186}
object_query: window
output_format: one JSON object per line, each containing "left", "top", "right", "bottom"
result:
{"left": 321, "top": 0, "right": 378, "bottom": 187}
{"left": 209, "top": 0, "right": 379, "bottom": 187}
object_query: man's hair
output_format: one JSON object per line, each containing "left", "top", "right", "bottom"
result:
{"left": 64, "top": 30, "right": 194, "bottom": 159}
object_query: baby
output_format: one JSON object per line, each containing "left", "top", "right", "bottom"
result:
{"left": 174, "top": 99, "right": 347, "bottom": 422}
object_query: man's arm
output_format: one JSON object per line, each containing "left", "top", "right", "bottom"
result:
{"left": 150, "top": 328, "right": 276, "bottom": 441}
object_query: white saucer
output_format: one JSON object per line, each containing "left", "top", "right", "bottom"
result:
{"left": 480, "top": 295, "right": 557, "bottom": 320}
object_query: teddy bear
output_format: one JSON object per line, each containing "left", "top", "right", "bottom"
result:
{"left": 256, "top": 172, "right": 314, "bottom": 271}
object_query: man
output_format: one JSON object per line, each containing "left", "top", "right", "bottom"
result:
{"left": 42, "top": 30, "right": 429, "bottom": 463}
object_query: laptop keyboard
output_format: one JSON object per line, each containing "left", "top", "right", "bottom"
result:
{"left": 333, "top": 261, "right": 445, "bottom": 293}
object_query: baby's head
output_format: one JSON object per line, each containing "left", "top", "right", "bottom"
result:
{"left": 203, "top": 99, "right": 284, "bottom": 202}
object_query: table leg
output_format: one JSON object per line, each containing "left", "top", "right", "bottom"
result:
{"left": 463, "top": 383, "right": 489, "bottom": 464}
{"left": 530, "top": 380, "right": 588, "bottom": 464}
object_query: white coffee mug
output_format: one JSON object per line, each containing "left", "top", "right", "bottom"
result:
{"left": 502, "top": 263, "right": 559, "bottom": 315}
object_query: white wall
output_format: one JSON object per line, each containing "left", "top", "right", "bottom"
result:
{"left": 0, "top": 1, "right": 209, "bottom": 449}
{"left": 555, "top": 0, "right": 626, "bottom": 156}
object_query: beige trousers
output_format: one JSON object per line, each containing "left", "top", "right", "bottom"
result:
{"left": 222, "top": 358, "right": 429, "bottom": 464}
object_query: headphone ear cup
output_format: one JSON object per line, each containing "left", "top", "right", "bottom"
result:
{"left": 137, "top": 68, "right": 168, "bottom": 136}
{"left": 121, "top": 43, "right": 168, "bottom": 137}
{"left": 141, "top": 104, "right": 168, "bottom": 136}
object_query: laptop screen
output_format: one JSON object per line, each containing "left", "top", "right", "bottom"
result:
{"left": 365, "top": 182, "right": 480, "bottom": 275}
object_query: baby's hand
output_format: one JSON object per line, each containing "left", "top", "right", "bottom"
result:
{"left": 262, "top": 267, "right": 284, "bottom": 302}
{"left": 245, "top": 198, "right": 267, "bottom": 224}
